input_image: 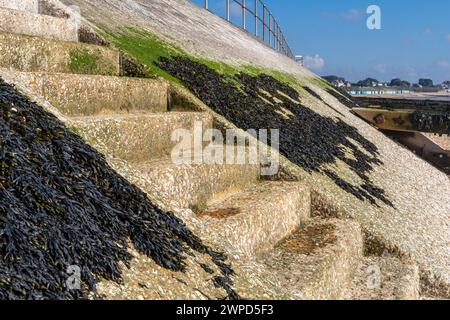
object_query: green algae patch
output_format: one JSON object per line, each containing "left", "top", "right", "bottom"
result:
{"left": 101, "top": 27, "right": 184, "bottom": 83}
{"left": 68, "top": 48, "right": 101, "bottom": 74}
{"left": 100, "top": 26, "right": 303, "bottom": 90}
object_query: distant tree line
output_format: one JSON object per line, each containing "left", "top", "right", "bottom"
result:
{"left": 322, "top": 75, "right": 447, "bottom": 90}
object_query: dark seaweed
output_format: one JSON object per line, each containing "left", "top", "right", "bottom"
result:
{"left": 354, "top": 96, "right": 450, "bottom": 111}
{"left": 411, "top": 111, "right": 450, "bottom": 135}
{"left": 0, "top": 79, "right": 237, "bottom": 300}
{"left": 158, "top": 56, "right": 393, "bottom": 207}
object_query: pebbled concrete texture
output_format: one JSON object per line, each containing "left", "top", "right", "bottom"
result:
{"left": 0, "top": 0, "right": 39, "bottom": 13}
{"left": 260, "top": 218, "right": 363, "bottom": 300}
{"left": 0, "top": 67, "right": 288, "bottom": 299}
{"left": 6, "top": 71, "right": 169, "bottom": 116}
{"left": 135, "top": 158, "right": 260, "bottom": 211}
{"left": 1, "top": 0, "right": 448, "bottom": 299}
{"left": 53, "top": 0, "right": 449, "bottom": 294}
{"left": 39, "top": 0, "right": 450, "bottom": 297}
{"left": 0, "top": 31, "right": 120, "bottom": 75}
{"left": 0, "top": 6, "right": 78, "bottom": 41}
{"left": 71, "top": 112, "right": 214, "bottom": 162}
{"left": 200, "top": 181, "right": 311, "bottom": 258}
{"left": 344, "top": 257, "right": 420, "bottom": 300}
{"left": 58, "top": 0, "right": 312, "bottom": 76}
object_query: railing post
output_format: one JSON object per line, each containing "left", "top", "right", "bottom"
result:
{"left": 242, "top": 0, "right": 246, "bottom": 30}
{"left": 254, "top": 0, "right": 258, "bottom": 36}
{"left": 205, "top": 0, "right": 208, "bottom": 10}
{"left": 262, "top": 4, "right": 266, "bottom": 43}
{"left": 279, "top": 27, "right": 282, "bottom": 51}
{"left": 268, "top": 13, "right": 271, "bottom": 47}
{"left": 275, "top": 24, "right": 279, "bottom": 51}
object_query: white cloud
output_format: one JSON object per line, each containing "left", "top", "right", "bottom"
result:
{"left": 321, "top": 8, "right": 364, "bottom": 21}
{"left": 304, "top": 54, "right": 325, "bottom": 71}
{"left": 437, "top": 59, "right": 450, "bottom": 68}
{"left": 342, "top": 9, "right": 364, "bottom": 21}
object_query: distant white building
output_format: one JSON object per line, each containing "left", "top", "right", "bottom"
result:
{"left": 348, "top": 87, "right": 411, "bottom": 95}
{"left": 330, "top": 79, "right": 351, "bottom": 88}
{"left": 295, "top": 55, "right": 304, "bottom": 66}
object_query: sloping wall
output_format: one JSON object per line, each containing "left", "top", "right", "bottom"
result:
{"left": 59, "top": 0, "right": 313, "bottom": 77}
{"left": 46, "top": 0, "right": 450, "bottom": 293}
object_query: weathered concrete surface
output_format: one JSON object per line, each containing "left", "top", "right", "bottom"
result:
{"left": 0, "top": 31, "right": 120, "bottom": 75}
{"left": 200, "top": 181, "right": 311, "bottom": 258}
{"left": 56, "top": 0, "right": 450, "bottom": 293}
{"left": 6, "top": 71, "right": 168, "bottom": 116}
{"left": 0, "top": 0, "right": 39, "bottom": 13}
{"left": 71, "top": 113, "right": 213, "bottom": 162}
{"left": 0, "top": 68, "right": 287, "bottom": 299}
{"left": 59, "top": 0, "right": 314, "bottom": 77}
{"left": 261, "top": 218, "right": 363, "bottom": 300}
{"left": 0, "top": 0, "right": 447, "bottom": 299}
{"left": 344, "top": 257, "right": 420, "bottom": 300}
{"left": 135, "top": 158, "right": 260, "bottom": 211}
{"left": 0, "top": 7, "right": 78, "bottom": 41}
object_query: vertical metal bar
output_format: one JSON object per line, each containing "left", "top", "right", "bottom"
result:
{"left": 276, "top": 24, "right": 279, "bottom": 51}
{"left": 278, "top": 26, "right": 281, "bottom": 51}
{"left": 205, "top": 0, "right": 208, "bottom": 10}
{"left": 274, "top": 24, "right": 277, "bottom": 50}
{"left": 242, "top": 0, "right": 246, "bottom": 30}
{"left": 254, "top": 0, "right": 258, "bottom": 36}
{"left": 262, "top": 5, "right": 266, "bottom": 43}
{"left": 278, "top": 24, "right": 280, "bottom": 50}
{"left": 226, "top": 0, "right": 230, "bottom": 21}
{"left": 268, "top": 13, "right": 271, "bottom": 47}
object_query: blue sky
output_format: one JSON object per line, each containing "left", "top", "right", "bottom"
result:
{"left": 192, "top": 0, "right": 450, "bottom": 83}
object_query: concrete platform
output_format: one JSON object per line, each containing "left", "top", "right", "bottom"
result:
{"left": 200, "top": 181, "right": 311, "bottom": 258}
{"left": 8, "top": 71, "right": 169, "bottom": 116}
{"left": 135, "top": 158, "right": 261, "bottom": 210}
{"left": 344, "top": 257, "right": 420, "bottom": 300}
{"left": 71, "top": 112, "right": 214, "bottom": 162}
{"left": 261, "top": 218, "right": 363, "bottom": 300}
{"left": 0, "top": 0, "right": 39, "bottom": 13}
{"left": 0, "top": 32, "right": 119, "bottom": 75}
{"left": 0, "top": 7, "right": 77, "bottom": 41}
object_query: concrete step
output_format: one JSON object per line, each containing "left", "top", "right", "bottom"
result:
{"left": 0, "top": 7, "right": 78, "bottom": 42}
{"left": 198, "top": 181, "right": 311, "bottom": 258}
{"left": 343, "top": 257, "right": 420, "bottom": 300}
{"left": 0, "top": 31, "right": 119, "bottom": 75}
{"left": 0, "top": 0, "right": 39, "bottom": 13}
{"left": 260, "top": 218, "right": 363, "bottom": 300}
{"left": 11, "top": 71, "right": 169, "bottom": 116}
{"left": 71, "top": 112, "right": 213, "bottom": 162}
{"left": 134, "top": 158, "right": 261, "bottom": 210}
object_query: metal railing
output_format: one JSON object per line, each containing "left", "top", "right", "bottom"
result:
{"left": 198, "top": 0, "right": 295, "bottom": 59}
